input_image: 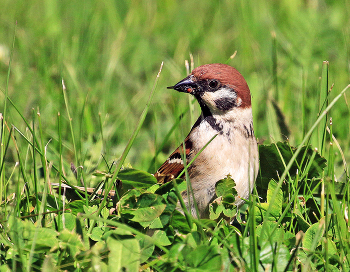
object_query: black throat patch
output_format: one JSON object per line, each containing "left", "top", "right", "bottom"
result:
{"left": 194, "top": 99, "right": 224, "bottom": 134}
{"left": 205, "top": 116, "right": 223, "bottom": 133}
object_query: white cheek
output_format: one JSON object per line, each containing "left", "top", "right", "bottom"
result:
{"left": 216, "top": 87, "right": 237, "bottom": 100}
{"left": 201, "top": 87, "right": 237, "bottom": 109}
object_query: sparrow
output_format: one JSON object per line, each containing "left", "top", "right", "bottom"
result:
{"left": 154, "top": 63, "right": 259, "bottom": 218}
{"left": 51, "top": 64, "right": 258, "bottom": 220}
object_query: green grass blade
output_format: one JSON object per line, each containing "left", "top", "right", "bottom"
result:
{"left": 319, "top": 61, "right": 330, "bottom": 156}
{"left": 57, "top": 112, "right": 63, "bottom": 231}
{"left": 148, "top": 105, "right": 190, "bottom": 173}
{"left": 88, "top": 62, "right": 164, "bottom": 234}
{"left": 61, "top": 79, "right": 78, "bottom": 174}
{"left": 263, "top": 83, "right": 350, "bottom": 232}
{"left": 1, "top": 22, "right": 16, "bottom": 208}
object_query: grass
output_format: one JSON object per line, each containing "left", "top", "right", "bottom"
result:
{"left": 1, "top": 0, "right": 350, "bottom": 271}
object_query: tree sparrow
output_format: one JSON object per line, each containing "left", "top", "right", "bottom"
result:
{"left": 51, "top": 64, "right": 258, "bottom": 220}
{"left": 154, "top": 63, "right": 259, "bottom": 218}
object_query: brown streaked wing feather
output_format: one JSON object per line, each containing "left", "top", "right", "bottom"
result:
{"left": 154, "top": 135, "right": 193, "bottom": 184}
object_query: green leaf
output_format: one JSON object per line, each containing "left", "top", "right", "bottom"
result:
{"left": 186, "top": 231, "right": 202, "bottom": 248}
{"left": 139, "top": 237, "right": 155, "bottom": 263}
{"left": 259, "top": 242, "right": 290, "bottom": 271}
{"left": 66, "top": 200, "right": 85, "bottom": 215}
{"left": 155, "top": 178, "right": 187, "bottom": 195}
{"left": 255, "top": 221, "right": 294, "bottom": 249}
{"left": 326, "top": 238, "right": 339, "bottom": 257}
{"left": 266, "top": 180, "right": 283, "bottom": 218}
{"left": 209, "top": 175, "right": 238, "bottom": 220}
{"left": 215, "top": 174, "right": 237, "bottom": 198}
{"left": 83, "top": 204, "right": 99, "bottom": 216}
{"left": 61, "top": 213, "right": 77, "bottom": 231}
{"left": 257, "top": 142, "right": 327, "bottom": 189}
{"left": 140, "top": 216, "right": 163, "bottom": 228}
{"left": 255, "top": 180, "right": 283, "bottom": 223}
{"left": 42, "top": 255, "right": 58, "bottom": 272}
{"left": 209, "top": 198, "right": 238, "bottom": 220}
{"left": 151, "top": 230, "right": 172, "bottom": 246}
{"left": 90, "top": 226, "right": 106, "bottom": 242}
{"left": 119, "top": 191, "right": 166, "bottom": 223}
{"left": 90, "top": 241, "right": 108, "bottom": 271}
{"left": 182, "top": 245, "right": 227, "bottom": 270}
{"left": 303, "top": 218, "right": 326, "bottom": 251}
{"left": 167, "top": 242, "right": 185, "bottom": 264}
{"left": 45, "top": 194, "right": 63, "bottom": 211}
{"left": 209, "top": 200, "right": 225, "bottom": 220}
{"left": 30, "top": 228, "right": 58, "bottom": 251}
{"left": 293, "top": 209, "right": 311, "bottom": 232}
{"left": 104, "top": 229, "right": 141, "bottom": 272}
{"left": 117, "top": 168, "right": 157, "bottom": 189}
{"left": 170, "top": 210, "right": 191, "bottom": 234}
{"left": 58, "top": 229, "right": 87, "bottom": 257}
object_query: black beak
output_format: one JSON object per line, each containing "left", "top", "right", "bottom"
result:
{"left": 167, "top": 75, "right": 198, "bottom": 94}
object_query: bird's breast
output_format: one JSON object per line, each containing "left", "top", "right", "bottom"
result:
{"left": 188, "top": 116, "right": 259, "bottom": 205}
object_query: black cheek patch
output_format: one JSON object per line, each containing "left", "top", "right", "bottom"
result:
{"left": 214, "top": 97, "right": 237, "bottom": 111}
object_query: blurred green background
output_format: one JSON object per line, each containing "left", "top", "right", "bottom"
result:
{"left": 0, "top": 0, "right": 349, "bottom": 180}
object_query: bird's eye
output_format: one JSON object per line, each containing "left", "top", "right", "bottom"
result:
{"left": 209, "top": 79, "right": 219, "bottom": 88}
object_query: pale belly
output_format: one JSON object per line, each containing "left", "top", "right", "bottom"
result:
{"left": 181, "top": 129, "right": 259, "bottom": 218}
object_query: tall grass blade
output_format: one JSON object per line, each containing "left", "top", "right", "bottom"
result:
{"left": 319, "top": 61, "right": 329, "bottom": 156}
{"left": 262, "top": 83, "right": 350, "bottom": 234}
{"left": 272, "top": 31, "right": 278, "bottom": 102}
{"left": 1, "top": 22, "right": 16, "bottom": 207}
{"left": 61, "top": 79, "right": 79, "bottom": 174}
{"left": 148, "top": 105, "right": 190, "bottom": 173}
{"left": 57, "top": 112, "right": 63, "bottom": 231}
{"left": 88, "top": 62, "right": 164, "bottom": 234}
{"left": 32, "top": 109, "right": 40, "bottom": 216}
{"left": 27, "top": 140, "right": 52, "bottom": 271}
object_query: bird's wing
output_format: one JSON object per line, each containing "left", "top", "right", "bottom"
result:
{"left": 154, "top": 135, "right": 193, "bottom": 183}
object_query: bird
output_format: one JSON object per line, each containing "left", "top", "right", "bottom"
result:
{"left": 154, "top": 63, "right": 259, "bottom": 218}
{"left": 51, "top": 63, "right": 259, "bottom": 219}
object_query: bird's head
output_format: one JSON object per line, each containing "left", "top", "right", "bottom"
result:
{"left": 168, "top": 63, "right": 252, "bottom": 116}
